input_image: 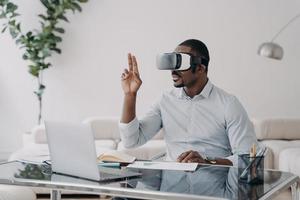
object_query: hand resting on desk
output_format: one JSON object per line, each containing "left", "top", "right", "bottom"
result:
{"left": 177, "top": 150, "right": 206, "bottom": 163}
{"left": 177, "top": 150, "right": 233, "bottom": 166}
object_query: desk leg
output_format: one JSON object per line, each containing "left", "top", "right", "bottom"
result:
{"left": 50, "top": 190, "right": 61, "bottom": 200}
{"left": 291, "top": 182, "right": 299, "bottom": 200}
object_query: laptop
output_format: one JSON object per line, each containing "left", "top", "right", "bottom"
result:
{"left": 45, "top": 121, "right": 141, "bottom": 182}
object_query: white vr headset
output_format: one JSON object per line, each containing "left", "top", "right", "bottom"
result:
{"left": 156, "top": 52, "right": 208, "bottom": 71}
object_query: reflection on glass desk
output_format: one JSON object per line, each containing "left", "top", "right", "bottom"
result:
{"left": 0, "top": 161, "right": 298, "bottom": 200}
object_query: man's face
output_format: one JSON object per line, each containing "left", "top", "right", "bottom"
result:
{"left": 171, "top": 46, "right": 200, "bottom": 88}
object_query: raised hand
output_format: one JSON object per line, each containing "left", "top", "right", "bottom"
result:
{"left": 121, "top": 53, "right": 142, "bottom": 95}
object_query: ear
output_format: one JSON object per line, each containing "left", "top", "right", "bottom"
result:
{"left": 196, "top": 64, "right": 206, "bottom": 73}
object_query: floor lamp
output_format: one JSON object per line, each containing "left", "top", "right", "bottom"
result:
{"left": 257, "top": 13, "right": 300, "bottom": 60}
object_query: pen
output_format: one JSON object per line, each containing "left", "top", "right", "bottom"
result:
{"left": 250, "top": 144, "right": 257, "bottom": 179}
{"left": 239, "top": 147, "right": 267, "bottom": 179}
{"left": 250, "top": 144, "right": 256, "bottom": 158}
{"left": 150, "top": 152, "right": 166, "bottom": 161}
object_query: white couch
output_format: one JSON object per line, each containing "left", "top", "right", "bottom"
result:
{"left": 252, "top": 118, "right": 300, "bottom": 173}
{"left": 6, "top": 117, "right": 300, "bottom": 198}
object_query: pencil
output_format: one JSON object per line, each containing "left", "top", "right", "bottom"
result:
{"left": 250, "top": 144, "right": 256, "bottom": 158}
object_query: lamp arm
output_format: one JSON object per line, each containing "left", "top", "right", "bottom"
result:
{"left": 271, "top": 13, "right": 300, "bottom": 42}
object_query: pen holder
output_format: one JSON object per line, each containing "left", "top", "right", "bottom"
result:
{"left": 238, "top": 154, "right": 264, "bottom": 185}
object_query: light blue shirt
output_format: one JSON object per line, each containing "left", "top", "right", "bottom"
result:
{"left": 119, "top": 80, "right": 260, "bottom": 165}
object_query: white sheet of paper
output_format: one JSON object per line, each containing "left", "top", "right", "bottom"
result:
{"left": 126, "top": 161, "right": 198, "bottom": 171}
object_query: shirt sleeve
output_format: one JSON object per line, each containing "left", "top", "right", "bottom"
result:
{"left": 119, "top": 101, "right": 162, "bottom": 148}
{"left": 224, "top": 96, "right": 261, "bottom": 166}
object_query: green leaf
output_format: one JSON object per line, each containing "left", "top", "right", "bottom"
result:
{"left": 8, "top": 19, "right": 15, "bottom": 26}
{"left": 72, "top": 2, "right": 82, "bottom": 12}
{"left": 38, "top": 14, "right": 47, "bottom": 21}
{"left": 77, "top": 0, "right": 88, "bottom": 2}
{"left": 57, "top": 15, "right": 69, "bottom": 22}
{"left": 51, "top": 35, "right": 62, "bottom": 42}
{"left": 15, "top": 38, "right": 22, "bottom": 44}
{"left": 39, "top": 84, "right": 45, "bottom": 90}
{"left": 16, "top": 23, "right": 21, "bottom": 31}
{"left": 40, "top": 48, "right": 51, "bottom": 57}
{"left": 29, "top": 65, "right": 40, "bottom": 77}
{"left": 40, "top": 0, "right": 51, "bottom": 9}
{"left": 50, "top": 47, "right": 61, "bottom": 54}
{"left": 22, "top": 54, "right": 28, "bottom": 60}
{"left": 54, "top": 27, "right": 64, "bottom": 33}
{"left": 16, "top": 35, "right": 27, "bottom": 45}
{"left": 41, "top": 63, "right": 51, "bottom": 69}
{"left": 1, "top": 26, "right": 7, "bottom": 33}
{"left": 34, "top": 91, "right": 42, "bottom": 97}
{"left": 26, "top": 31, "right": 32, "bottom": 37}
{"left": 34, "top": 82, "right": 46, "bottom": 96}
{"left": 6, "top": 2, "right": 18, "bottom": 13}
{"left": 9, "top": 26, "right": 18, "bottom": 38}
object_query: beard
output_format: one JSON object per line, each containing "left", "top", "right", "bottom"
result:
{"left": 174, "top": 83, "right": 184, "bottom": 88}
{"left": 172, "top": 71, "right": 184, "bottom": 88}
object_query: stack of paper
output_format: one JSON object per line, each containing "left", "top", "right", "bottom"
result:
{"left": 126, "top": 161, "right": 197, "bottom": 171}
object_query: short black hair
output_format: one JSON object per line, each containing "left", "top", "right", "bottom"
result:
{"left": 179, "top": 39, "right": 210, "bottom": 72}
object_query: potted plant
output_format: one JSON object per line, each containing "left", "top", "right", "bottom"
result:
{"left": 0, "top": 0, "right": 88, "bottom": 124}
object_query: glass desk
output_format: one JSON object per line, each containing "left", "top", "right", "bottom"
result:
{"left": 0, "top": 161, "right": 298, "bottom": 200}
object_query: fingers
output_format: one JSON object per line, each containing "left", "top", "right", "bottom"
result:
{"left": 128, "top": 53, "right": 133, "bottom": 72}
{"left": 181, "top": 151, "right": 195, "bottom": 163}
{"left": 177, "top": 150, "right": 204, "bottom": 163}
{"left": 187, "top": 158, "right": 202, "bottom": 163}
{"left": 132, "top": 55, "right": 139, "bottom": 75}
{"left": 177, "top": 150, "right": 193, "bottom": 162}
{"left": 121, "top": 69, "right": 130, "bottom": 80}
{"left": 128, "top": 53, "right": 140, "bottom": 76}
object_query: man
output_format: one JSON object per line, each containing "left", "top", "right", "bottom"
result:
{"left": 119, "top": 39, "right": 259, "bottom": 166}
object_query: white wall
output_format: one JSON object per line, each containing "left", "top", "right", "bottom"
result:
{"left": 1, "top": 0, "right": 300, "bottom": 159}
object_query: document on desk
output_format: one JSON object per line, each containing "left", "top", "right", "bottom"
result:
{"left": 126, "top": 161, "right": 198, "bottom": 171}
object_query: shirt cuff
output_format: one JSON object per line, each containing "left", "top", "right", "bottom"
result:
{"left": 119, "top": 117, "right": 139, "bottom": 138}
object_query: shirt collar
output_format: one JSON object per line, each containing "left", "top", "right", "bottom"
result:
{"left": 199, "top": 79, "right": 213, "bottom": 98}
{"left": 178, "top": 79, "right": 213, "bottom": 100}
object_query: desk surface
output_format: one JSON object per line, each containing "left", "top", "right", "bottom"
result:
{"left": 0, "top": 161, "right": 298, "bottom": 200}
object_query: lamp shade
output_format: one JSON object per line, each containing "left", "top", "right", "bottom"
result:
{"left": 257, "top": 42, "right": 284, "bottom": 60}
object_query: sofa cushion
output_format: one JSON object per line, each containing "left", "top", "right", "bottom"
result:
{"left": 260, "top": 140, "right": 300, "bottom": 169}
{"left": 84, "top": 117, "right": 165, "bottom": 140}
{"left": 253, "top": 118, "right": 300, "bottom": 140}
{"left": 83, "top": 117, "right": 121, "bottom": 140}
{"left": 279, "top": 148, "right": 300, "bottom": 177}
{"left": 8, "top": 144, "right": 50, "bottom": 162}
{"left": 94, "top": 140, "right": 117, "bottom": 151}
{"left": 117, "top": 140, "right": 166, "bottom": 160}
{"left": 32, "top": 125, "right": 47, "bottom": 144}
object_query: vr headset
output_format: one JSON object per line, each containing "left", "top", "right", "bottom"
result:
{"left": 156, "top": 52, "right": 208, "bottom": 71}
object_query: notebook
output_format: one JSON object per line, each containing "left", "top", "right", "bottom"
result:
{"left": 45, "top": 121, "right": 141, "bottom": 182}
{"left": 97, "top": 150, "right": 136, "bottom": 163}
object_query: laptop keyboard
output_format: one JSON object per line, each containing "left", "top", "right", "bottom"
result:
{"left": 99, "top": 172, "right": 125, "bottom": 180}
{"left": 98, "top": 166, "right": 139, "bottom": 181}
